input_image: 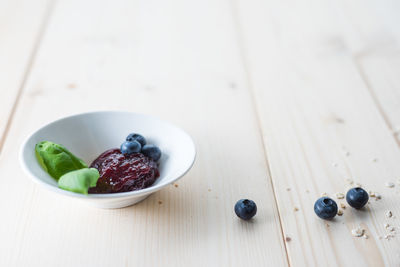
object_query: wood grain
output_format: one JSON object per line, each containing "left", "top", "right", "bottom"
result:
{"left": 355, "top": 49, "right": 400, "bottom": 145}
{"left": 0, "top": 0, "right": 288, "bottom": 266}
{"left": 1, "top": 0, "right": 400, "bottom": 266}
{"left": 0, "top": 0, "right": 52, "bottom": 149}
{"left": 335, "top": 0, "right": 400, "bottom": 144}
{"left": 233, "top": 0, "right": 400, "bottom": 266}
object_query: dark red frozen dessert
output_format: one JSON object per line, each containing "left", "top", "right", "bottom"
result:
{"left": 88, "top": 148, "right": 159, "bottom": 194}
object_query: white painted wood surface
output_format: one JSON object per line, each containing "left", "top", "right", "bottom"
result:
{"left": 339, "top": 0, "right": 400, "bottom": 143}
{"left": 0, "top": 0, "right": 51, "bottom": 147}
{"left": 0, "top": 0, "right": 287, "bottom": 266}
{"left": 0, "top": 0, "right": 399, "bottom": 266}
{"left": 234, "top": 0, "right": 400, "bottom": 266}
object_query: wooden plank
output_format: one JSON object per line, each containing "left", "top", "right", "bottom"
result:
{"left": 233, "top": 0, "right": 400, "bottom": 266}
{"left": 355, "top": 49, "right": 400, "bottom": 144}
{"left": 0, "top": 0, "right": 52, "bottom": 148}
{"left": 0, "top": 0, "right": 288, "bottom": 266}
{"left": 332, "top": 0, "right": 400, "bottom": 143}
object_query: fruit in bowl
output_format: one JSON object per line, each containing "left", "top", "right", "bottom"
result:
{"left": 35, "top": 133, "right": 162, "bottom": 195}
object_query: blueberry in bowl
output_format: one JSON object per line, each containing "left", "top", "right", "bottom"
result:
{"left": 120, "top": 140, "right": 142, "bottom": 155}
{"left": 126, "top": 133, "right": 146, "bottom": 147}
{"left": 141, "top": 144, "right": 162, "bottom": 162}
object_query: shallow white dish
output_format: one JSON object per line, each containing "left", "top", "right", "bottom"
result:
{"left": 20, "top": 111, "right": 196, "bottom": 208}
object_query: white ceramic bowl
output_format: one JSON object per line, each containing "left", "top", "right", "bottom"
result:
{"left": 20, "top": 111, "right": 196, "bottom": 208}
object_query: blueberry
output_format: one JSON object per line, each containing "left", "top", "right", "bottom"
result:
{"left": 314, "top": 197, "right": 338, "bottom": 219}
{"left": 234, "top": 199, "right": 257, "bottom": 220}
{"left": 346, "top": 187, "right": 369, "bottom": 209}
{"left": 126, "top": 133, "right": 146, "bottom": 147}
{"left": 141, "top": 144, "right": 161, "bottom": 161}
{"left": 120, "top": 140, "right": 141, "bottom": 155}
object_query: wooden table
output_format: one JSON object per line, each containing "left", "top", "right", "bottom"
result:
{"left": 1, "top": 0, "right": 399, "bottom": 266}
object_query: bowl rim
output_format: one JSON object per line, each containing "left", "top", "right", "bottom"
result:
{"left": 19, "top": 110, "right": 196, "bottom": 199}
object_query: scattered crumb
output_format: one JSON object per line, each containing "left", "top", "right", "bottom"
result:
{"left": 158, "top": 201, "right": 163, "bottom": 205}
{"left": 369, "top": 191, "right": 382, "bottom": 200}
{"left": 386, "top": 211, "right": 393, "bottom": 218}
{"left": 351, "top": 227, "right": 365, "bottom": 237}
{"left": 385, "top": 224, "right": 395, "bottom": 232}
{"left": 285, "top": 236, "right": 291, "bottom": 242}
{"left": 144, "top": 85, "right": 155, "bottom": 91}
{"left": 355, "top": 183, "right": 362, "bottom": 187}
{"left": 294, "top": 207, "right": 299, "bottom": 212}
{"left": 326, "top": 223, "right": 330, "bottom": 228}
{"left": 340, "top": 203, "right": 346, "bottom": 209}
{"left": 321, "top": 192, "right": 328, "bottom": 197}
{"left": 372, "top": 158, "right": 378, "bottom": 163}
{"left": 337, "top": 210, "right": 343, "bottom": 216}
{"left": 67, "top": 83, "right": 76, "bottom": 89}
{"left": 335, "top": 192, "right": 345, "bottom": 199}
{"left": 335, "top": 118, "right": 345, "bottom": 124}
{"left": 384, "top": 234, "right": 395, "bottom": 240}
{"left": 208, "top": 189, "right": 211, "bottom": 192}
{"left": 174, "top": 184, "right": 179, "bottom": 188}
{"left": 286, "top": 188, "right": 291, "bottom": 191}
{"left": 305, "top": 189, "right": 310, "bottom": 193}
{"left": 385, "top": 182, "right": 395, "bottom": 188}
{"left": 346, "top": 179, "right": 354, "bottom": 185}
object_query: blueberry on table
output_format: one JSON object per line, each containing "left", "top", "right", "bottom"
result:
{"left": 141, "top": 144, "right": 161, "bottom": 161}
{"left": 126, "top": 133, "right": 146, "bottom": 146}
{"left": 314, "top": 197, "right": 338, "bottom": 219}
{"left": 120, "top": 140, "right": 141, "bottom": 155}
{"left": 346, "top": 187, "right": 369, "bottom": 209}
{"left": 234, "top": 199, "right": 257, "bottom": 220}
